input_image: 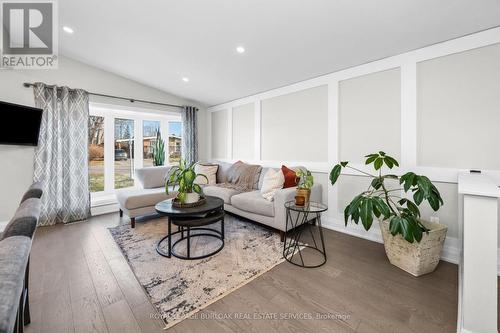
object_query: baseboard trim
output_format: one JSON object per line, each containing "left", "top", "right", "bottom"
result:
{"left": 322, "top": 216, "right": 500, "bottom": 276}
{"left": 321, "top": 216, "right": 464, "bottom": 262}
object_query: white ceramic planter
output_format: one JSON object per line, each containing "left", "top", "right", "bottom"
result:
{"left": 183, "top": 192, "right": 200, "bottom": 204}
{"left": 379, "top": 219, "right": 447, "bottom": 277}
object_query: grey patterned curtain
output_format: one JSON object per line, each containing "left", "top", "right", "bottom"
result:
{"left": 181, "top": 106, "right": 198, "bottom": 164}
{"left": 33, "top": 83, "right": 90, "bottom": 226}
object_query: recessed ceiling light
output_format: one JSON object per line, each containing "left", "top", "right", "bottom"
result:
{"left": 63, "top": 26, "right": 74, "bottom": 34}
{"left": 182, "top": 77, "right": 189, "bottom": 82}
{"left": 236, "top": 46, "right": 245, "bottom": 54}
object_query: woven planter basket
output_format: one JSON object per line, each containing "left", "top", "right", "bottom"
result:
{"left": 379, "top": 219, "right": 447, "bottom": 277}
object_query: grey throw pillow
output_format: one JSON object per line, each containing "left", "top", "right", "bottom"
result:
{"left": 226, "top": 161, "right": 262, "bottom": 189}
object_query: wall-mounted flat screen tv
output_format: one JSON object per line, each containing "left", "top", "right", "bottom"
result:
{"left": 0, "top": 101, "right": 43, "bottom": 146}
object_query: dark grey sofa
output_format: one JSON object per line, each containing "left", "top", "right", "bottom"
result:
{"left": 1, "top": 199, "right": 41, "bottom": 240}
{"left": 0, "top": 183, "right": 42, "bottom": 333}
{"left": 19, "top": 182, "right": 43, "bottom": 204}
{"left": 0, "top": 237, "right": 31, "bottom": 333}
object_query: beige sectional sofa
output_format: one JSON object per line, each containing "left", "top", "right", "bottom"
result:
{"left": 116, "top": 166, "right": 177, "bottom": 228}
{"left": 116, "top": 162, "right": 322, "bottom": 237}
{"left": 203, "top": 162, "right": 322, "bottom": 239}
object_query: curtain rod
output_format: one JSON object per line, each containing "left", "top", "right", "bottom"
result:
{"left": 22, "top": 82, "right": 185, "bottom": 109}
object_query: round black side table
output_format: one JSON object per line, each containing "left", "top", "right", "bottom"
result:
{"left": 155, "top": 196, "right": 225, "bottom": 260}
{"left": 283, "top": 201, "right": 327, "bottom": 268}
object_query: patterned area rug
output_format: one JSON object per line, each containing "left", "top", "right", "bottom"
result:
{"left": 109, "top": 214, "right": 285, "bottom": 329}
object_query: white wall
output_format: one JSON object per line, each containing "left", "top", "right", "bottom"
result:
{"left": 339, "top": 68, "right": 401, "bottom": 163}
{"left": 211, "top": 110, "right": 228, "bottom": 159}
{"left": 261, "top": 86, "right": 328, "bottom": 162}
{"left": 232, "top": 103, "right": 255, "bottom": 160}
{"left": 206, "top": 27, "right": 500, "bottom": 265}
{"left": 417, "top": 43, "right": 500, "bottom": 170}
{"left": 0, "top": 56, "right": 207, "bottom": 222}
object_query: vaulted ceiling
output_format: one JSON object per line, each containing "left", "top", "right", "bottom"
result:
{"left": 59, "top": 0, "right": 500, "bottom": 106}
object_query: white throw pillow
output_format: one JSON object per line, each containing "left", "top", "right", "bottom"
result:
{"left": 260, "top": 168, "right": 285, "bottom": 201}
{"left": 194, "top": 164, "right": 218, "bottom": 185}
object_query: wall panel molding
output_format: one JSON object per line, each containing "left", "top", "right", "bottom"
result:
{"left": 207, "top": 27, "right": 500, "bottom": 259}
{"left": 254, "top": 101, "right": 261, "bottom": 160}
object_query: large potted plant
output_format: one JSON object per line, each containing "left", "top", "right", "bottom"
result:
{"left": 166, "top": 160, "right": 208, "bottom": 204}
{"left": 329, "top": 151, "right": 447, "bottom": 276}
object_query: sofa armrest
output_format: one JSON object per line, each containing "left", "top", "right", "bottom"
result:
{"left": 274, "top": 184, "right": 323, "bottom": 231}
{"left": 135, "top": 166, "right": 171, "bottom": 189}
{"left": 0, "top": 236, "right": 31, "bottom": 333}
{"left": 20, "top": 181, "right": 43, "bottom": 203}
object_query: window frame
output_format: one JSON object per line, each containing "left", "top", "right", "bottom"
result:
{"left": 89, "top": 103, "right": 182, "bottom": 204}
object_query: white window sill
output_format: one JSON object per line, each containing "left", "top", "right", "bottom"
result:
{"left": 91, "top": 193, "right": 118, "bottom": 207}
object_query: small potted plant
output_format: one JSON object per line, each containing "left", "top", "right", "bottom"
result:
{"left": 296, "top": 169, "right": 314, "bottom": 204}
{"left": 166, "top": 160, "right": 208, "bottom": 204}
{"left": 329, "top": 151, "right": 447, "bottom": 276}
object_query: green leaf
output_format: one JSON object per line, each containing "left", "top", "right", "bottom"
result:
{"left": 385, "top": 156, "right": 399, "bottom": 167}
{"left": 348, "top": 195, "right": 363, "bottom": 215}
{"left": 400, "top": 217, "right": 415, "bottom": 243}
{"left": 373, "top": 197, "right": 391, "bottom": 219}
{"left": 351, "top": 209, "right": 360, "bottom": 224}
{"left": 177, "top": 192, "right": 187, "bottom": 203}
{"left": 360, "top": 197, "right": 373, "bottom": 231}
{"left": 427, "top": 194, "right": 440, "bottom": 211}
{"left": 398, "top": 198, "right": 421, "bottom": 217}
{"left": 371, "top": 178, "right": 383, "bottom": 190}
{"left": 384, "top": 157, "right": 394, "bottom": 169}
{"left": 389, "top": 216, "right": 402, "bottom": 235}
{"left": 197, "top": 173, "right": 209, "bottom": 184}
{"left": 406, "top": 200, "right": 421, "bottom": 217}
{"left": 413, "top": 189, "right": 424, "bottom": 205}
{"left": 417, "top": 176, "right": 431, "bottom": 196}
{"left": 340, "top": 161, "right": 349, "bottom": 167}
{"left": 404, "top": 175, "right": 414, "bottom": 192}
{"left": 193, "top": 184, "right": 203, "bottom": 195}
{"left": 399, "top": 172, "right": 408, "bottom": 184}
{"left": 400, "top": 172, "right": 415, "bottom": 192}
{"left": 379, "top": 151, "right": 386, "bottom": 156}
{"left": 365, "top": 155, "right": 378, "bottom": 165}
{"left": 372, "top": 203, "right": 381, "bottom": 218}
{"left": 344, "top": 204, "right": 350, "bottom": 226}
{"left": 390, "top": 217, "right": 414, "bottom": 243}
{"left": 374, "top": 158, "right": 383, "bottom": 170}
{"left": 410, "top": 216, "right": 423, "bottom": 242}
{"left": 431, "top": 184, "right": 444, "bottom": 205}
{"left": 329, "top": 164, "right": 342, "bottom": 185}
{"left": 184, "top": 169, "right": 196, "bottom": 185}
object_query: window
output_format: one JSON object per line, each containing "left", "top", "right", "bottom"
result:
{"left": 114, "top": 118, "right": 135, "bottom": 189}
{"left": 169, "top": 122, "right": 182, "bottom": 165}
{"left": 88, "top": 105, "right": 181, "bottom": 200}
{"left": 88, "top": 116, "right": 105, "bottom": 192}
{"left": 143, "top": 120, "right": 161, "bottom": 167}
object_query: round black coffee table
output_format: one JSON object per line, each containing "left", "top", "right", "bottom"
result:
{"left": 155, "top": 196, "right": 224, "bottom": 260}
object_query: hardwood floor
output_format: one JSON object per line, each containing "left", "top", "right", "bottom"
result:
{"left": 26, "top": 212, "right": 460, "bottom": 333}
